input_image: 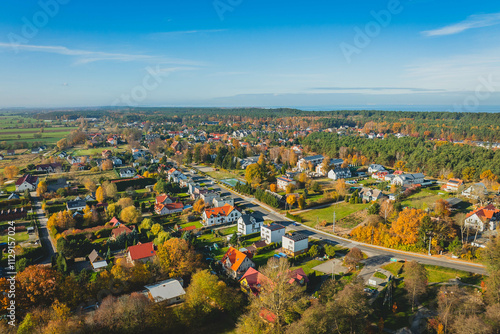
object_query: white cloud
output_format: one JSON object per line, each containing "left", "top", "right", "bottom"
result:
{"left": 152, "top": 29, "right": 226, "bottom": 37}
{"left": 422, "top": 12, "right": 500, "bottom": 36}
{"left": 0, "top": 42, "right": 203, "bottom": 66}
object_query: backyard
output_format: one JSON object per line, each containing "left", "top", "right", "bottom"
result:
{"left": 298, "top": 201, "right": 370, "bottom": 228}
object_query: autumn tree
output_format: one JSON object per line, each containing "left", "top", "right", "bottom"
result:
{"left": 36, "top": 180, "right": 47, "bottom": 197}
{"left": 344, "top": 247, "right": 363, "bottom": 269}
{"left": 120, "top": 206, "right": 141, "bottom": 224}
{"left": 403, "top": 261, "right": 428, "bottom": 311}
{"left": 394, "top": 160, "right": 406, "bottom": 171}
{"left": 245, "top": 163, "right": 263, "bottom": 186}
{"left": 390, "top": 208, "right": 426, "bottom": 245}
{"left": 101, "top": 159, "right": 113, "bottom": 171}
{"left": 270, "top": 183, "right": 277, "bottom": 192}
{"left": 83, "top": 177, "right": 97, "bottom": 192}
{"left": 237, "top": 257, "right": 305, "bottom": 334}
{"left": 103, "top": 181, "right": 118, "bottom": 199}
{"left": 285, "top": 183, "right": 295, "bottom": 194}
{"left": 298, "top": 195, "right": 306, "bottom": 210}
{"left": 96, "top": 186, "right": 105, "bottom": 203}
{"left": 117, "top": 197, "right": 134, "bottom": 209}
{"left": 336, "top": 179, "right": 348, "bottom": 196}
{"left": 17, "top": 265, "right": 61, "bottom": 309}
{"left": 56, "top": 138, "right": 68, "bottom": 150}
{"left": 3, "top": 165, "right": 19, "bottom": 179}
{"left": 286, "top": 194, "right": 296, "bottom": 210}
{"left": 434, "top": 199, "right": 451, "bottom": 217}
{"left": 183, "top": 270, "right": 243, "bottom": 320}
{"left": 193, "top": 198, "right": 205, "bottom": 214}
{"left": 156, "top": 238, "right": 202, "bottom": 278}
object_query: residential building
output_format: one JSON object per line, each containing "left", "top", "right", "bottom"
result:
{"left": 155, "top": 194, "right": 173, "bottom": 205}
{"left": 127, "top": 242, "right": 156, "bottom": 264}
{"left": 261, "top": 223, "right": 285, "bottom": 244}
{"left": 35, "top": 163, "right": 62, "bottom": 173}
{"left": 66, "top": 198, "right": 87, "bottom": 212}
{"left": 462, "top": 183, "right": 488, "bottom": 199}
{"left": 372, "top": 171, "right": 389, "bottom": 180}
{"left": 110, "top": 225, "right": 133, "bottom": 240}
{"left": 155, "top": 202, "right": 184, "bottom": 215}
{"left": 442, "top": 178, "right": 464, "bottom": 192}
{"left": 282, "top": 232, "right": 309, "bottom": 256}
{"left": 368, "top": 164, "right": 386, "bottom": 174}
{"left": 237, "top": 215, "right": 263, "bottom": 235}
{"left": 213, "top": 196, "right": 235, "bottom": 208}
{"left": 202, "top": 204, "right": 241, "bottom": 227}
{"left": 277, "top": 177, "right": 296, "bottom": 191}
{"left": 391, "top": 173, "right": 425, "bottom": 187}
{"left": 464, "top": 204, "right": 500, "bottom": 232}
{"left": 119, "top": 168, "right": 136, "bottom": 178}
{"left": 297, "top": 155, "right": 325, "bottom": 170}
{"left": 239, "top": 267, "right": 308, "bottom": 296}
{"left": 359, "top": 187, "right": 385, "bottom": 202}
{"left": 328, "top": 168, "right": 352, "bottom": 180}
{"left": 315, "top": 158, "right": 344, "bottom": 176}
{"left": 144, "top": 279, "right": 186, "bottom": 305}
{"left": 88, "top": 249, "right": 107, "bottom": 271}
{"left": 15, "top": 174, "right": 39, "bottom": 192}
{"left": 221, "top": 246, "right": 255, "bottom": 279}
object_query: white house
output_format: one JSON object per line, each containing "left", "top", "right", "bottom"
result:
{"left": 144, "top": 279, "right": 186, "bottom": 305}
{"left": 368, "top": 164, "right": 386, "bottom": 174}
{"left": 282, "top": 233, "right": 309, "bottom": 257}
{"left": 462, "top": 183, "right": 488, "bottom": 199}
{"left": 221, "top": 247, "right": 255, "bottom": 279}
{"left": 277, "top": 177, "right": 296, "bottom": 191}
{"left": 15, "top": 174, "right": 39, "bottom": 192}
{"left": 200, "top": 191, "right": 220, "bottom": 205}
{"left": 464, "top": 204, "right": 500, "bottom": 232}
{"left": 213, "top": 196, "right": 235, "bottom": 208}
{"left": 315, "top": 158, "right": 344, "bottom": 176}
{"left": 261, "top": 223, "right": 286, "bottom": 244}
{"left": 392, "top": 173, "right": 425, "bottom": 187}
{"left": 297, "top": 155, "right": 325, "bottom": 170}
{"left": 154, "top": 202, "right": 184, "bottom": 215}
{"left": 359, "top": 187, "right": 385, "bottom": 202}
{"left": 202, "top": 204, "right": 241, "bottom": 227}
{"left": 119, "top": 168, "right": 136, "bottom": 178}
{"left": 237, "top": 215, "right": 263, "bottom": 235}
{"left": 328, "top": 168, "right": 352, "bottom": 180}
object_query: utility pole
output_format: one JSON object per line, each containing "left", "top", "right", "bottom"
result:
{"left": 332, "top": 211, "right": 336, "bottom": 233}
{"left": 428, "top": 235, "right": 432, "bottom": 256}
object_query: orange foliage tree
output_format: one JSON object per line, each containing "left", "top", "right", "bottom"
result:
{"left": 390, "top": 208, "right": 427, "bottom": 245}
{"left": 17, "top": 265, "right": 61, "bottom": 309}
{"left": 156, "top": 238, "right": 202, "bottom": 278}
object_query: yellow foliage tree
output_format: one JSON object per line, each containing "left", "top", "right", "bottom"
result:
{"left": 193, "top": 199, "right": 205, "bottom": 214}
{"left": 96, "top": 186, "right": 105, "bottom": 203}
{"left": 390, "top": 208, "right": 426, "bottom": 245}
{"left": 3, "top": 165, "right": 19, "bottom": 179}
{"left": 270, "top": 184, "right": 277, "bottom": 192}
{"left": 286, "top": 195, "right": 296, "bottom": 209}
{"left": 120, "top": 206, "right": 141, "bottom": 224}
{"left": 36, "top": 181, "right": 47, "bottom": 197}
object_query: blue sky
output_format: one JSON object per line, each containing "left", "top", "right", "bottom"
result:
{"left": 1, "top": 0, "right": 500, "bottom": 109}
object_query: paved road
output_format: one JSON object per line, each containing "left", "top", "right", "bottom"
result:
{"left": 31, "top": 193, "right": 56, "bottom": 264}
{"left": 189, "top": 165, "right": 487, "bottom": 276}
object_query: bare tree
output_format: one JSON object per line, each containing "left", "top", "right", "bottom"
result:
{"left": 403, "top": 261, "right": 428, "bottom": 311}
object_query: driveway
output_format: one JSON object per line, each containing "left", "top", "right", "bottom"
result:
{"left": 31, "top": 193, "right": 56, "bottom": 264}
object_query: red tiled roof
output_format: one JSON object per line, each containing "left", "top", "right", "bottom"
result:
{"left": 128, "top": 242, "right": 156, "bottom": 261}
{"left": 466, "top": 204, "right": 500, "bottom": 220}
{"left": 166, "top": 202, "right": 184, "bottom": 210}
{"left": 204, "top": 204, "right": 235, "bottom": 218}
{"left": 112, "top": 225, "right": 133, "bottom": 238}
{"left": 156, "top": 194, "right": 172, "bottom": 204}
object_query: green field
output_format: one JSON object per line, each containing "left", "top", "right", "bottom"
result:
{"left": 298, "top": 202, "right": 370, "bottom": 227}
{"left": 71, "top": 145, "right": 128, "bottom": 157}
{"left": 291, "top": 259, "right": 324, "bottom": 275}
{"left": 401, "top": 187, "right": 447, "bottom": 210}
{"left": 382, "top": 262, "right": 484, "bottom": 284}
{"left": 0, "top": 126, "right": 78, "bottom": 144}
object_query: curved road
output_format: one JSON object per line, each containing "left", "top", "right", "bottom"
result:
{"left": 190, "top": 165, "right": 487, "bottom": 276}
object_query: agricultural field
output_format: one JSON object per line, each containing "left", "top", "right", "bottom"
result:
{"left": 0, "top": 126, "right": 78, "bottom": 144}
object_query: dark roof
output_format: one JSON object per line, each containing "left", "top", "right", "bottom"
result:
{"left": 67, "top": 199, "right": 87, "bottom": 209}
{"left": 263, "top": 223, "right": 285, "bottom": 231}
{"left": 445, "top": 197, "right": 462, "bottom": 207}
{"left": 284, "top": 232, "right": 308, "bottom": 242}
{"left": 301, "top": 155, "right": 324, "bottom": 161}
{"left": 239, "top": 215, "right": 255, "bottom": 225}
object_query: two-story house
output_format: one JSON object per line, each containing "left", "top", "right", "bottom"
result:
{"left": 221, "top": 246, "right": 255, "bottom": 279}
{"left": 202, "top": 204, "right": 241, "bottom": 227}
{"left": 282, "top": 232, "right": 309, "bottom": 257}
{"left": 328, "top": 168, "right": 352, "bottom": 180}
{"left": 237, "top": 215, "right": 263, "bottom": 235}
{"left": 261, "top": 223, "right": 286, "bottom": 244}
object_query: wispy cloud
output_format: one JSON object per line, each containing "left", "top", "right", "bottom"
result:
{"left": 422, "top": 12, "right": 500, "bottom": 36}
{"left": 0, "top": 42, "right": 203, "bottom": 66}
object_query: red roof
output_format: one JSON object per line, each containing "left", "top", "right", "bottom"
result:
{"left": 112, "top": 225, "right": 133, "bottom": 238}
{"left": 222, "top": 247, "right": 248, "bottom": 272}
{"left": 110, "top": 217, "right": 121, "bottom": 226}
{"left": 128, "top": 242, "right": 156, "bottom": 261}
{"left": 15, "top": 174, "right": 38, "bottom": 186}
{"left": 204, "top": 204, "right": 235, "bottom": 218}
{"left": 165, "top": 202, "right": 184, "bottom": 211}
{"left": 156, "top": 194, "right": 172, "bottom": 204}
{"left": 466, "top": 204, "right": 500, "bottom": 220}
{"left": 180, "top": 225, "right": 197, "bottom": 231}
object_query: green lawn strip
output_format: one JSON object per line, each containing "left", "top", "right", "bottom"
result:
{"left": 0, "top": 231, "right": 29, "bottom": 243}
{"left": 180, "top": 221, "right": 203, "bottom": 229}
{"left": 374, "top": 271, "right": 387, "bottom": 279}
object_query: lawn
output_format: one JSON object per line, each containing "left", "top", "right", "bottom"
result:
{"left": 205, "top": 170, "right": 244, "bottom": 182}
{"left": 180, "top": 221, "right": 203, "bottom": 229}
{"left": 0, "top": 231, "right": 29, "bottom": 243}
{"left": 72, "top": 145, "right": 128, "bottom": 157}
{"left": 401, "top": 187, "right": 447, "bottom": 210}
{"left": 382, "top": 262, "right": 484, "bottom": 284}
{"left": 298, "top": 201, "right": 370, "bottom": 227}
{"left": 0, "top": 126, "right": 78, "bottom": 144}
{"left": 290, "top": 259, "right": 324, "bottom": 275}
